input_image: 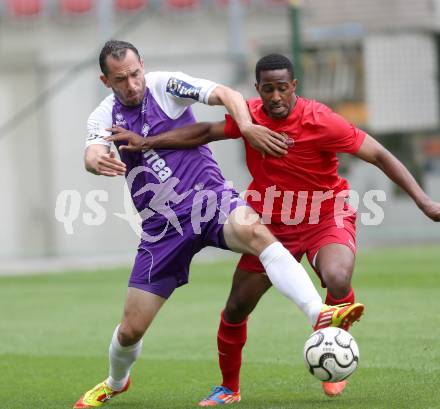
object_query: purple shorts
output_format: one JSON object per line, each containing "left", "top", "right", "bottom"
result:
{"left": 129, "top": 189, "right": 245, "bottom": 298}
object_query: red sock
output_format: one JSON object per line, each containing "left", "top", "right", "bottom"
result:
{"left": 217, "top": 311, "right": 247, "bottom": 392}
{"left": 325, "top": 287, "right": 355, "bottom": 306}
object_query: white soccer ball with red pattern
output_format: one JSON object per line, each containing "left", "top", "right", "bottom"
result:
{"left": 303, "top": 327, "right": 359, "bottom": 382}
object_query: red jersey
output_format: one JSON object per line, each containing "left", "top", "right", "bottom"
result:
{"left": 224, "top": 97, "right": 366, "bottom": 224}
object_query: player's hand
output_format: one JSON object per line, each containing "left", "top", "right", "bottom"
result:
{"left": 419, "top": 199, "right": 440, "bottom": 222}
{"left": 239, "top": 124, "right": 290, "bottom": 157}
{"left": 105, "top": 126, "right": 151, "bottom": 152}
{"left": 94, "top": 151, "right": 126, "bottom": 177}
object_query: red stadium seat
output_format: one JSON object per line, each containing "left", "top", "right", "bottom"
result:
{"left": 8, "top": 0, "right": 43, "bottom": 16}
{"left": 215, "top": 0, "right": 251, "bottom": 7}
{"left": 167, "top": 0, "right": 199, "bottom": 9}
{"left": 115, "top": 0, "right": 148, "bottom": 11}
{"left": 263, "top": 0, "right": 288, "bottom": 6}
{"left": 59, "top": 0, "right": 93, "bottom": 14}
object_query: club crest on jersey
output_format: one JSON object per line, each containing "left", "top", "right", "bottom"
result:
{"left": 281, "top": 132, "right": 294, "bottom": 148}
{"left": 115, "top": 112, "right": 127, "bottom": 126}
{"left": 166, "top": 77, "right": 201, "bottom": 101}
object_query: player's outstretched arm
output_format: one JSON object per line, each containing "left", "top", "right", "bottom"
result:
{"left": 208, "top": 85, "right": 288, "bottom": 157}
{"left": 105, "top": 122, "right": 227, "bottom": 152}
{"left": 84, "top": 144, "right": 126, "bottom": 177}
{"left": 355, "top": 134, "right": 440, "bottom": 221}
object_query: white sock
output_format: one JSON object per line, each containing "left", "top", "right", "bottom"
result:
{"left": 259, "top": 242, "right": 323, "bottom": 326}
{"left": 107, "top": 325, "right": 143, "bottom": 391}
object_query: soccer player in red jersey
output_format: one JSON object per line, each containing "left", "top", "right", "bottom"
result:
{"left": 108, "top": 54, "right": 440, "bottom": 403}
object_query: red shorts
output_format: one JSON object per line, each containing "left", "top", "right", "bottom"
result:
{"left": 237, "top": 209, "right": 357, "bottom": 287}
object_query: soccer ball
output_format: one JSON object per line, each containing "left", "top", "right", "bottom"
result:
{"left": 303, "top": 327, "right": 359, "bottom": 382}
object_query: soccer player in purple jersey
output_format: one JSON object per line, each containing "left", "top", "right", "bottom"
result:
{"left": 73, "top": 40, "right": 364, "bottom": 408}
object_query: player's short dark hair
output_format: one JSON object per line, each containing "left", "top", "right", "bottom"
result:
{"left": 255, "top": 54, "right": 294, "bottom": 83}
{"left": 99, "top": 40, "right": 141, "bottom": 75}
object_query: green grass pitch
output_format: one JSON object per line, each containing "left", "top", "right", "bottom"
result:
{"left": 1, "top": 246, "right": 440, "bottom": 408}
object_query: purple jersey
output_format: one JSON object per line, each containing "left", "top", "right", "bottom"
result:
{"left": 86, "top": 71, "right": 247, "bottom": 298}
{"left": 87, "top": 71, "right": 229, "bottom": 228}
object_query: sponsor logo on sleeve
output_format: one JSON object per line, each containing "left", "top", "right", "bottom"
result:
{"left": 166, "top": 77, "right": 201, "bottom": 101}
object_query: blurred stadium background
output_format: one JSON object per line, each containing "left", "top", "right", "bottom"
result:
{"left": 0, "top": 0, "right": 439, "bottom": 271}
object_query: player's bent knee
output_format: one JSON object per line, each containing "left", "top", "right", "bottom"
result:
{"left": 246, "top": 223, "right": 274, "bottom": 254}
{"left": 118, "top": 323, "right": 145, "bottom": 346}
{"left": 322, "top": 265, "right": 352, "bottom": 293}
